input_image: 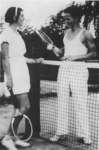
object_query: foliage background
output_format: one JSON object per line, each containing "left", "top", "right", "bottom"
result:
{"left": 21, "top": 1, "right": 99, "bottom": 60}
{"left": 20, "top": 1, "right": 99, "bottom": 82}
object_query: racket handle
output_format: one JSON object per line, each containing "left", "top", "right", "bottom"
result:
{"left": 8, "top": 89, "right": 18, "bottom": 107}
{"left": 9, "top": 89, "right": 14, "bottom": 96}
{"left": 47, "top": 44, "right": 54, "bottom": 51}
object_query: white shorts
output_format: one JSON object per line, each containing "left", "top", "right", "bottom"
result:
{"left": 9, "top": 58, "right": 30, "bottom": 95}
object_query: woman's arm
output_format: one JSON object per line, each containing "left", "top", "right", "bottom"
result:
{"left": 47, "top": 44, "right": 63, "bottom": 57}
{"left": 25, "top": 57, "right": 44, "bottom": 64}
{"left": 67, "top": 30, "right": 96, "bottom": 61}
{"left": 1, "top": 42, "right": 13, "bottom": 89}
{"left": 81, "top": 30, "right": 96, "bottom": 59}
{"left": 25, "top": 57, "right": 36, "bottom": 63}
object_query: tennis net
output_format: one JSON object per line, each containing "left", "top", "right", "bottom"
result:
{"left": 40, "top": 60, "right": 99, "bottom": 150}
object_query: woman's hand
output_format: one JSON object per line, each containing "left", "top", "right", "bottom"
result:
{"left": 60, "top": 56, "right": 67, "bottom": 61}
{"left": 47, "top": 44, "right": 61, "bottom": 57}
{"left": 25, "top": 57, "right": 44, "bottom": 64}
{"left": 60, "top": 56, "right": 71, "bottom": 61}
{"left": 35, "top": 57, "right": 44, "bottom": 63}
{"left": 47, "top": 44, "right": 54, "bottom": 51}
{"left": 60, "top": 56, "right": 75, "bottom": 61}
{"left": 6, "top": 76, "right": 13, "bottom": 91}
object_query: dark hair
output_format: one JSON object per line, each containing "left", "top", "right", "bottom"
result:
{"left": 64, "top": 5, "right": 83, "bottom": 21}
{"left": 5, "top": 7, "right": 23, "bottom": 24}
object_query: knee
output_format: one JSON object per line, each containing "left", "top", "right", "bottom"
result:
{"left": 16, "top": 94, "right": 30, "bottom": 114}
{"left": 20, "top": 104, "right": 30, "bottom": 114}
{"left": 26, "top": 103, "right": 30, "bottom": 111}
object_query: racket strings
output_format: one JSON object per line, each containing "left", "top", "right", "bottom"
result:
{"left": 36, "top": 29, "right": 53, "bottom": 45}
{"left": 11, "top": 114, "right": 33, "bottom": 142}
{"left": 39, "top": 30, "right": 53, "bottom": 44}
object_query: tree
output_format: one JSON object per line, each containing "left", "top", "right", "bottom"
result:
{"left": 39, "top": 1, "right": 96, "bottom": 50}
{"left": 22, "top": 1, "right": 99, "bottom": 60}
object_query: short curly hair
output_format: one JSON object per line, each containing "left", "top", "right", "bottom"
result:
{"left": 63, "top": 5, "right": 83, "bottom": 21}
{"left": 5, "top": 7, "right": 23, "bottom": 24}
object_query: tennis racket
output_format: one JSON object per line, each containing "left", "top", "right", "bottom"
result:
{"left": 9, "top": 89, "right": 33, "bottom": 142}
{"left": 11, "top": 113, "right": 33, "bottom": 142}
{"left": 35, "top": 29, "right": 54, "bottom": 46}
{"left": 35, "top": 29, "right": 63, "bottom": 53}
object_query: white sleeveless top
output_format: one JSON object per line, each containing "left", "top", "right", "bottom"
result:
{"left": 63, "top": 29, "right": 88, "bottom": 57}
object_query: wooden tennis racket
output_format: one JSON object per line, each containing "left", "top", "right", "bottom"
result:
{"left": 35, "top": 29, "right": 54, "bottom": 45}
{"left": 9, "top": 89, "right": 33, "bottom": 142}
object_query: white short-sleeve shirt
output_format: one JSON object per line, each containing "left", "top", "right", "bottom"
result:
{"left": 0, "top": 27, "right": 30, "bottom": 95}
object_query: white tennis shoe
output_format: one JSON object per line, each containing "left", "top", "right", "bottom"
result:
{"left": 1, "top": 135, "right": 18, "bottom": 150}
{"left": 50, "top": 135, "right": 61, "bottom": 142}
{"left": 15, "top": 139, "right": 30, "bottom": 147}
{"left": 83, "top": 137, "right": 92, "bottom": 145}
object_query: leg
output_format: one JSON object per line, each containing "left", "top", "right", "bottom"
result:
{"left": 13, "top": 93, "right": 30, "bottom": 134}
{"left": 12, "top": 93, "right": 30, "bottom": 147}
{"left": 72, "top": 68, "right": 91, "bottom": 143}
{"left": 56, "top": 65, "right": 69, "bottom": 135}
{"left": 15, "top": 93, "right": 30, "bottom": 114}
{"left": 50, "top": 64, "right": 70, "bottom": 142}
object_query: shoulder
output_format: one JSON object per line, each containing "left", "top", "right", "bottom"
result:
{"left": 0, "top": 28, "right": 12, "bottom": 44}
{"left": 81, "top": 29, "right": 93, "bottom": 41}
{"left": 63, "top": 29, "right": 71, "bottom": 40}
{"left": 64, "top": 29, "right": 70, "bottom": 35}
{"left": 0, "top": 28, "right": 10, "bottom": 39}
{"left": 2, "top": 27, "right": 11, "bottom": 35}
